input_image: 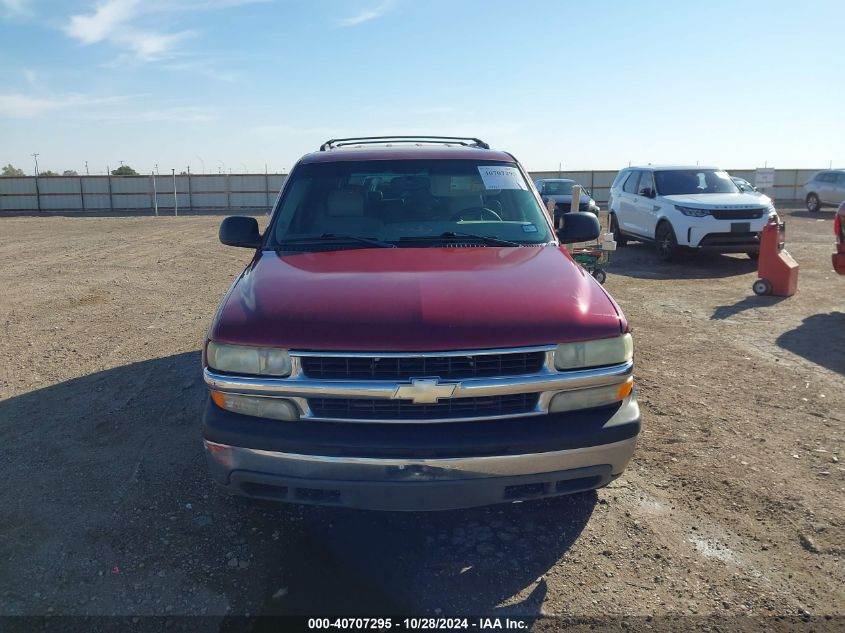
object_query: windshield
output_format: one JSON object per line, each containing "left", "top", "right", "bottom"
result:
{"left": 654, "top": 169, "right": 739, "bottom": 195}
{"left": 540, "top": 180, "right": 576, "bottom": 195}
{"left": 266, "top": 159, "right": 554, "bottom": 250}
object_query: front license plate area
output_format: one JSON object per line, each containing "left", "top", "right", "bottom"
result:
{"left": 731, "top": 222, "right": 750, "bottom": 233}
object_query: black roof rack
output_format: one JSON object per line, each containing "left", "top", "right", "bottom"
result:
{"left": 319, "top": 136, "right": 490, "bottom": 151}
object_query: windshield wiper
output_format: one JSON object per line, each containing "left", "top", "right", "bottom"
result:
{"left": 435, "top": 231, "right": 521, "bottom": 246}
{"left": 277, "top": 233, "right": 396, "bottom": 249}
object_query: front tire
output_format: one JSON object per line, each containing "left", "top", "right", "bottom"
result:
{"left": 655, "top": 222, "right": 679, "bottom": 261}
{"left": 609, "top": 213, "right": 627, "bottom": 246}
{"left": 593, "top": 269, "right": 607, "bottom": 284}
{"left": 806, "top": 193, "right": 821, "bottom": 212}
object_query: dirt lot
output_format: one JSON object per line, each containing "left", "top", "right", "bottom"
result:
{"left": 0, "top": 209, "right": 843, "bottom": 627}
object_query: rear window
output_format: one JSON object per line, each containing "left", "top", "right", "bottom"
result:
{"left": 611, "top": 170, "right": 629, "bottom": 189}
{"left": 266, "top": 159, "right": 554, "bottom": 248}
{"left": 540, "top": 180, "right": 576, "bottom": 195}
{"left": 622, "top": 171, "right": 641, "bottom": 194}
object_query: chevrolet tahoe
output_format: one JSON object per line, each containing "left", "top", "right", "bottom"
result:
{"left": 201, "top": 136, "right": 640, "bottom": 511}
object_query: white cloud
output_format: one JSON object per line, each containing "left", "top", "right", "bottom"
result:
{"left": 0, "top": 93, "right": 130, "bottom": 117}
{"left": 65, "top": 0, "right": 139, "bottom": 44}
{"left": 62, "top": 0, "right": 262, "bottom": 64}
{"left": 22, "top": 68, "right": 38, "bottom": 87}
{"left": 99, "top": 105, "right": 216, "bottom": 123}
{"left": 0, "top": 91, "right": 215, "bottom": 123}
{"left": 64, "top": 0, "right": 190, "bottom": 61}
{"left": 0, "top": 0, "right": 28, "bottom": 14}
{"left": 337, "top": 0, "right": 396, "bottom": 27}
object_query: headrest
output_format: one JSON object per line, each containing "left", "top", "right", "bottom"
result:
{"left": 327, "top": 188, "right": 364, "bottom": 217}
{"left": 389, "top": 175, "right": 429, "bottom": 192}
{"left": 448, "top": 193, "right": 483, "bottom": 210}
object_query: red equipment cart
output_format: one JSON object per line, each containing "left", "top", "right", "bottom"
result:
{"left": 752, "top": 219, "right": 798, "bottom": 296}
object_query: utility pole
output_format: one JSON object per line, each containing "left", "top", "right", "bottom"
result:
{"left": 172, "top": 168, "right": 178, "bottom": 217}
{"left": 31, "top": 153, "right": 40, "bottom": 176}
{"left": 152, "top": 171, "right": 158, "bottom": 216}
{"left": 85, "top": 160, "right": 89, "bottom": 175}
{"left": 155, "top": 163, "right": 159, "bottom": 175}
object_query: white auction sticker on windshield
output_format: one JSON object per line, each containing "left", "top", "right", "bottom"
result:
{"left": 477, "top": 166, "right": 527, "bottom": 190}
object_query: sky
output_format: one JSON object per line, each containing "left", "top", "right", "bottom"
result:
{"left": 1, "top": 0, "right": 843, "bottom": 175}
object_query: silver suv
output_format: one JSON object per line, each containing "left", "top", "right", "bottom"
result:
{"left": 804, "top": 170, "right": 845, "bottom": 212}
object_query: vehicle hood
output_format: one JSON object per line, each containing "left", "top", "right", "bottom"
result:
{"left": 211, "top": 246, "right": 626, "bottom": 351}
{"left": 661, "top": 192, "right": 771, "bottom": 208}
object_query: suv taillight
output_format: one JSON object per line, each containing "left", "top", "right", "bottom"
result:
{"left": 835, "top": 214, "right": 842, "bottom": 241}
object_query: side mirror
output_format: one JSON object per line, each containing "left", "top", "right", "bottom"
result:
{"left": 556, "top": 212, "right": 601, "bottom": 244}
{"left": 219, "top": 215, "right": 261, "bottom": 248}
{"left": 639, "top": 187, "right": 655, "bottom": 198}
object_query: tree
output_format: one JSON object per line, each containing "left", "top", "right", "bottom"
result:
{"left": 40, "top": 170, "right": 59, "bottom": 176}
{"left": 63, "top": 170, "right": 79, "bottom": 176}
{"left": 111, "top": 165, "right": 138, "bottom": 176}
{"left": 1, "top": 164, "right": 25, "bottom": 176}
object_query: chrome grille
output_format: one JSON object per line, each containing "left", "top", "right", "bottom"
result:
{"left": 300, "top": 351, "right": 545, "bottom": 381}
{"left": 308, "top": 393, "right": 539, "bottom": 421}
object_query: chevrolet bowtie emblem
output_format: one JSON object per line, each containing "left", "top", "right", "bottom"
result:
{"left": 392, "top": 378, "right": 458, "bottom": 404}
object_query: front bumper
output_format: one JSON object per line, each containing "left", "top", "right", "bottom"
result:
{"left": 690, "top": 230, "right": 761, "bottom": 253}
{"left": 202, "top": 396, "right": 640, "bottom": 511}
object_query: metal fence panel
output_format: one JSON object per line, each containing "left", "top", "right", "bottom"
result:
{"left": 111, "top": 177, "right": 152, "bottom": 194}
{"left": 190, "top": 193, "right": 227, "bottom": 207}
{"left": 1, "top": 178, "right": 37, "bottom": 194}
{"left": 190, "top": 176, "right": 228, "bottom": 193}
{"left": 0, "top": 169, "right": 829, "bottom": 214}
{"left": 37, "top": 178, "right": 80, "bottom": 194}
{"left": 81, "top": 177, "right": 110, "bottom": 194}
{"left": 230, "top": 192, "right": 269, "bottom": 208}
{"left": 40, "top": 195, "right": 84, "bottom": 210}
{"left": 0, "top": 195, "right": 38, "bottom": 210}
{"left": 231, "top": 175, "right": 266, "bottom": 191}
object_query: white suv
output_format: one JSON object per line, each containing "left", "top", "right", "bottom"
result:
{"left": 608, "top": 166, "right": 777, "bottom": 261}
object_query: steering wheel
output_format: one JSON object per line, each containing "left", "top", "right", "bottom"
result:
{"left": 450, "top": 206, "right": 503, "bottom": 222}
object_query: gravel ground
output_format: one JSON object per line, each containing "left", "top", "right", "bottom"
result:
{"left": 0, "top": 208, "right": 842, "bottom": 627}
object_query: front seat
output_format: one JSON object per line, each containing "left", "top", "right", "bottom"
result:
{"left": 320, "top": 187, "right": 382, "bottom": 235}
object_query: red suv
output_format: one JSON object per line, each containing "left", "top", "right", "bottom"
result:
{"left": 201, "top": 136, "right": 639, "bottom": 510}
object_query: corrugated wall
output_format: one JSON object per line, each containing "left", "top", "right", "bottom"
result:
{"left": 0, "top": 169, "right": 825, "bottom": 214}
{"left": 0, "top": 174, "right": 285, "bottom": 214}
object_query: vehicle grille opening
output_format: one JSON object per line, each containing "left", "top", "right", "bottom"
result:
{"left": 699, "top": 232, "right": 760, "bottom": 247}
{"left": 504, "top": 482, "right": 549, "bottom": 499}
{"left": 299, "top": 351, "right": 545, "bottom": 381}
{"left": 308, "top": 393, "right": 539, "bottom": 421}
{"left": 294, "top": 488, "right": 341, "bottom": 504}
{"left": 710, "top": 208, "right": 766, "bottom": 220}
{"left": 240, "top": 481, "right": 289, "bottom": 500}
{"left": 555, "top": 475, "right": 603, "bottom": 493}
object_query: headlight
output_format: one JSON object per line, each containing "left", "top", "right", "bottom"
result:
{"left": 206, "top": 341, "right": 292, "bottom": 376}
{"left": 675, "top": 205, "right": 710, "bottom": 217}
{"left": 554, "top": 333, "right": 633, "bottom": 370}
{"left": 549, "top": 378, "right": 633, "bottom": 412}
{"left": 211, "top": 391, "right": 300, "bottom": 421}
